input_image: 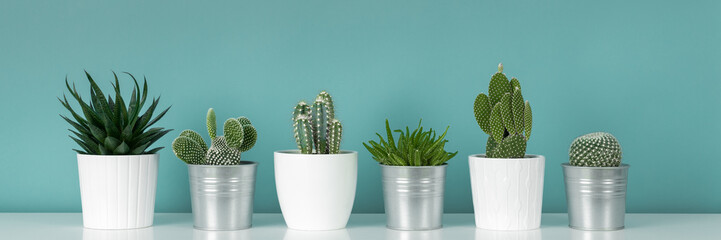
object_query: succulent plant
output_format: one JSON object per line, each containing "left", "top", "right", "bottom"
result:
{"left": 292, "top": 91, "right": 343, "bottom": 154}
{"left": 473, "top": 63, "right": 532, "bottom": 158}
{"left": 172, "top": 108, "right": 257, "bottom": 165}
{"left": 363, "top": 119, "right": 457, "bottom": 166}
{"left": 569, "top": 132, "right": 622, "bottom": 167}
{"left": 59, "top": 71, "right": 172, "bottom": 155}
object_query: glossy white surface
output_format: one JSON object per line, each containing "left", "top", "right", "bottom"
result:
{"left": 1, "top": 213, "right": 719, "bottom": 240}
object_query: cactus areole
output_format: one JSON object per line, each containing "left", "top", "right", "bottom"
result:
{"left": 172, "top": 108, "right": 258, "bottom": 165}
{"left": 293, "top": 91, "right": 344, "bottom": 154}
{"left": 473, "top": 63, "right": 533, "bottom": 158}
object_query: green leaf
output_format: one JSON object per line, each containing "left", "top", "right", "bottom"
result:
{"left": 499, "top": 93, "right": 513, "bottom": 134}
{"left": 114, "top": 141, "right": 130, "bottom": 154}
{"left": 473, "top": 93, "right": 492, "bottom": 134}
{"left": 223, "top": 118, "right": 244, "bottom": 149}
{"left": 524, "top": 101, "right": 533, "bottom": 140}
{"left": 511, "top": 88, "right": 525, "bottom": 134}
{"left": 104, "top": 136, "right": 121, "bottom": 151}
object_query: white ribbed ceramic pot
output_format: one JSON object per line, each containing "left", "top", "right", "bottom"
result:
{"left": 469, "top": 154, "right": 545, "bottom": 230}
{"left": 77, "top": 154, "right": 158, "bottom": 229}
{"left": 274, "top": 150, "right": 357, "bottom": 231}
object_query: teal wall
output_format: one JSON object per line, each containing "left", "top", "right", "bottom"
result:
{"left": 1, "top": 0, "right": 719, "bottom": 213}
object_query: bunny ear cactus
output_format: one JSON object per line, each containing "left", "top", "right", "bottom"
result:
{"left": 172, "top": 108, "right": 258, "bottom": 165}
{"left": 474, "top": 63, "right": 533, "bottom": 158}
{"left": 569, "top": 132, "right": 622, "bottom": 167}
{"left": 292, "top": 91, "right": 343, "bottom": 154}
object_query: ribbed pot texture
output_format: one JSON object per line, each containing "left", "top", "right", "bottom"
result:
{"left": 563, "top": 163, "right": 629, "bottom": 230}
{"left": 469, "top": 154, "right": 545, "bottom": 230}
{"left": 77, "top": 154, "right": 158, "bottom": 229}
{"left": 188, "top": 162, "right": 258, "bottom": 230}
{"left": 381, "top": 164, "right": 447, "bottom": 230}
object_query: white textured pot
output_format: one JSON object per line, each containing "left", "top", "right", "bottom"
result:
{"left": 274, "top": 150, "right": 357, "bottom": 230}
{"left": 468, "top": 154, "right": 545, "bottom": 230}
{"left": 77, "top": 154, "right": 158, "bottom": 229}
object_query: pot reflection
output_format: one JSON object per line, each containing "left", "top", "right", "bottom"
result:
{"left": 83, "top": 227, "right": 154, "bottom": 240}
{"left": 282, "top": 228, "right": 350, "bottom": 240}
{"left": 192, "top": 229, "right": 250, "bottom": 240}
{"left": 569, "top": 229, "right": 625, "bottom": 240}
{"left": 474, "top": 228, "right": 541, "bottom": 240}
{"left": 385, "top": 229, "right": 442, "bottom": 240}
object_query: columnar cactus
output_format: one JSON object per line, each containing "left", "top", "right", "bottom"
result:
{"left": 569, "top": 132, "right": 622, "bottom": 167}
{"left": 172, "top": 108, "right": 258, "bottom": 165}
{"left": 292, "top": 91, "right": 343, "bottom": 154}
{"left": 474, "top": 63, "right": 533, "bottom": 158}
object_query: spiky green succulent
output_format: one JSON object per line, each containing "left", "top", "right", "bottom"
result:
{"left": 59, "top": 71, "right": 172, "bottom": 155}
{"left": 569, "top": 132, "right": 622, "bottom": 167}
{"left": 474, "top": 63, "right": 533, "bottom": 158}
{"left": 292, "top": 91, "right": 343, "bottom": 154}
{"left": 363, "top": 119, "right": 457, "bottom": 166}
{"left": 172, "top": 108, "right": 258, "bottom": 165}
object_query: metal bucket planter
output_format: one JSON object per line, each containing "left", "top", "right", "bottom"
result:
{"left": 77, "top": 154, "right": 158, "bottom": 229}
{"left": 274, "top": 150, "right": 358, "bottom": 231}
{"left": 562, "top": 163, "right": 629, "bottom": 230}
{"left": 188, "top": 161, "right": 258, "bottom": 230}
{"left": 381, "top": 164, "right": 447, "bottom": 230}
{"left": 469, "top": 154, "right": 545, "bottom": 230}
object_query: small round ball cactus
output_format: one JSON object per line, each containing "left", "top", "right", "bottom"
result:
{"left": 569, "top": 132, "right": 623, "bottom": 167}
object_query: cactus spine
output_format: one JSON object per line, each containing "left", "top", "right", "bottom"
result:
{"left": 292, "top": 91, "right": 343, "bottom": 154}
{"left": 474, "top": 63, "right": 533, "bottom": 158}
{"left": 172, "top": 108, "right": 258, "bottom": 165}
{"left": 569, "top": 132, "right": 622, "bottom": 167}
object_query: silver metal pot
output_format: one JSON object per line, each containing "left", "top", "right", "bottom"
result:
{"left": 188, "top": 161, "right": 258, "bottom": 230}
{"left": 381, "top": 164, "right": 447, "bottom": 230}
{"left": 562, "top": 163, "right": 629, "bottom": 230}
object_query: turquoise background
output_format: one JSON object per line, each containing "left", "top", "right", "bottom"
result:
{"left": 1, "top": 0, "right": 719, "bottom": 213}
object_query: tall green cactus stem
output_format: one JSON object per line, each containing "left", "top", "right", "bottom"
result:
{"left": 569, "top": 132, "right": 622, "bottom": 167}
{"left": 312, "top": 98, "right": 330, "bottom": 154}
{"left": 328, "top": 119, "right": 343, "bottom": 154}
{"left": 207, "top": 108, "right": 217, "bottom": 140}
{"left": 292, "top": 91, "right": 343, "bottom": 154}
{"left": 474, "top": 63, "right": 533, "bottom": 158}
{"left": 293, "top": 102, "right": 313, "bottom": 154}
{"left": 172, "top": 108, "right": 258, "bottom": 165}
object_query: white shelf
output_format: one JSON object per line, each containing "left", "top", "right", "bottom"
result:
{"left": 1, "top": 213, "right": 719, "bottom": 239}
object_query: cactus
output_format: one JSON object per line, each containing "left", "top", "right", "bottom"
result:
{"left": 172, "top": 108, "right": 258, "bottom": 165}
{"left": 569, "top": 132, "right": 622, "bottom": 167}
{"left": 473, "top": 63, "right": 533, "bottom": 158}
{"left": 292, "top": 91, "right": 343, "bottom": 154}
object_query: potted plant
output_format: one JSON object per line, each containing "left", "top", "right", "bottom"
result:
{"left": 363, "top": 119, "right": 457, "bottom": 230}
{"left": 171, "top": 108, "right": 259, "bottom": 230}
{"left": 563, "top": 132, "right": 628, "bottom": 230}
{"left": 469, "top": 63, "right": 545, "bottom": 230}
{"left": 59, "top": 72, "right": 171, "bottom": 229}
{"left": 274, "top": 91, "right": 357, "bottom": 231}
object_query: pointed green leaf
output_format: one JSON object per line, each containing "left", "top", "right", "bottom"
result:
{"left": 524, "top": 101, "right": 532, "bottom": 140}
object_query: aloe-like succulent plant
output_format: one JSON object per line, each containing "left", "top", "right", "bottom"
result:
{"left": 363, "top": 119, "right": 457, "bottom": 166}
{"left": 292, "top": 91, "right": 343, "bottom": 154}
{"left": 473, "top": 63, "right": 532, "bottom": 158}
{"left": 569, "top": 132, "right": 622, "bottom": 167}
{"left": 172, "top": 108, "right": 257, "bottom": 165}
{"left": 59, "top": 71, "right": 172, "bottom": 155}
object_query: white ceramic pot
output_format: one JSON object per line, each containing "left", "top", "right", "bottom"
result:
{"left": 77, "top": 154, "right": 158, "bottom": 229}
{"left": 468, "top": 154, "right": 545, "bottom": 230}
{"left": 274, "top": 150, "right": 357, "bottom": 230}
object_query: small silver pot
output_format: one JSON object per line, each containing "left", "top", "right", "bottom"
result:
{"left": 381, "top": 164, "right": 447, "bottom": 230}
{"left": 562, "top": 163, "right": 629, "bottom": 230}
{"left": 188, "top": 161, "right": 258, "bottom": 230}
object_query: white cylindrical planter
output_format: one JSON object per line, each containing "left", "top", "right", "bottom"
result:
{"left": 469, "top": 154, "right": 545, "bottom": 230}
{"left": 274, "top": 150, "right": 357, "bottom": 231}
{"left": 77, "top": 154, "right": 159, "bottom": 229}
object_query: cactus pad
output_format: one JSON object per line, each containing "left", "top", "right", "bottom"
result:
{"left": 474, "top": 63, "right": 534, "bottom": 158}
{"left": 171, "top": 108, "right": 258, "bottom": 165}
{"left": 569, "top": 132, "right": 622, "bottom": 167}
